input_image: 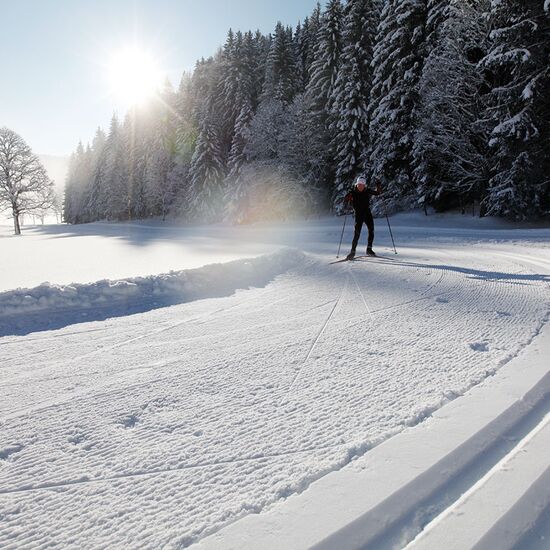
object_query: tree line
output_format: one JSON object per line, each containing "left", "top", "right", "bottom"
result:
{"left": 64, "top": 0, "right": 550, "bottom": 225}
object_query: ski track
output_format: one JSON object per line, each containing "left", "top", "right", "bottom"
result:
{"left": 1, "top": 243, "right": 549, "bottom": 549}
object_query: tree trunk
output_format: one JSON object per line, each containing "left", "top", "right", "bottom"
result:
{"left": 12, "top": 209, "right": 21, "bottom": 235}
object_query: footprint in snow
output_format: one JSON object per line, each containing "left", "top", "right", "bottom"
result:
{"left": 469, "top": 342, "right": 489, "bottom": 352}
{"left": 0, "top": 444, "right": 24, "bottom": 460}
{"left": 119, "top": 413, "right": 141, "bottom": 428}
{"left": 67, "top": 432, "right": 86, "bottom": 445}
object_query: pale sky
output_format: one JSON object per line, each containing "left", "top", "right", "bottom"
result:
{"left": 0, "top": 0, "right": 320, "bottom": 157}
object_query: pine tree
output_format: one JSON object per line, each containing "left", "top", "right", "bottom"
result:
{"left": 330, "top": 0, "right": 380, "bottom": 208}
{"left": 305, "top": 3, "right": 322, "bottom": 78}
{"left": 188, "top": 108, "right": 225, "bottom": 220}
{"left": 227, "top": 101, "right": 254, "bottom": 181}
{"left": 69, "top": 142, "right": 94, "bottom": 223}
{"left": 252, "top": 30, "right": 271, "bottom": 102}
{"left": 244, "top": 98, "right": 285, "bottom": 162}
{"left": 302, "top": 0, "right": 344, "bottom": 198}
{"left": 262, "top": 22, "right": 298, "bottom": 104}
{"left": 368, "top": 0, "right": 428, "bottom": 209}
{"left": 120, "top": 109, "right": 147, "bottom": 220}
{"left": 224, "top": 101, "right": 254, "bottom": 222}
{"left": 103, "top": 114, "right": 129, "bottom": 220}
{"left": 144, "top": 80, "right": 178, "bottom": 220}
{"left": 413, "top": 0, "right": 491, "bottom": 213}
{"left": 218, "top": 30, "right": 241, "bottom": 160}
{"left": 480, "top": 0, "right": 550, "bottom": 219}
{"left": 86, "top": 127, "right": 107, "bottom": 220}
{"left": 293, "top": 21, "right": 307, "bottom": 93}
{"left": 63, "top": 142, "right": 89, "bottom": 224}
{"left": 278, "top": 93, "right": 329, "bottom": 204}
{"left": 306, "top": 0, "right": 344, "bottom": 117}
{"left": 175, "top": 72, "right": 198, "bottom": 166}
{"left": 224, "top": 30, "right": 258, "bottom": 178}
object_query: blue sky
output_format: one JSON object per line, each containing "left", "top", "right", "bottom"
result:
{"left": 0, "top": 0, "right": 320, "bottom": 156}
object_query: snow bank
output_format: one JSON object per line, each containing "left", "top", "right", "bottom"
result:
{"left": 0, "top": 248, "right": 304, "bottom": 320}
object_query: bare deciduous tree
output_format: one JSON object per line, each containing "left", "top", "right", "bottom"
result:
{"left": 0, "top": 127, "right": 54, "bottom": 235}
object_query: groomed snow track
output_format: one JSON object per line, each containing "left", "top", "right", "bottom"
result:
{"left": 195, "top": 324, "right": 550, "bottom": 550}
{"left": 194, "top": 253, "right": 550, "bottom": 550}
{"left": 1, "top": 238, "right": 549, "bottom": 549}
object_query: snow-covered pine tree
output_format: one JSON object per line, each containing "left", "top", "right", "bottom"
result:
{"left": 278, "top": 93, "right": 328, "bottom": 209}
{"left": 144, "top": 80, "right": 178, "bottom": 220}
{"left": 305, "top": 3, "right": 322, "bottom": 79}
{"left": 368, "top": 0, "right": 428, "bottom": 210}
{"left": 306, "top": 0, "right": 344, "bottom": 118}
{"left": 170, "top": 73, "right": 197, "bottom": 216}
{"left": 103, "top": 114, "right": 129, "bottom": 220}
{"left": 480, "top": 0, "right": 550, "bottom": 219}
{"left": 424, "top": 0, "right": 449, "bottom": 48}
{"left": 63, "top": 141, "right": 91, "bottom": 224}
{"left": 121, "top": 109, "right": 146, "bottom": 220}
{"left": 293, "top": 21, "right": 308, "bottom": 93}
{"left": 243, "top": 98, "right": 285, "bottom": 163}
{"left": 86, "top": 127, "right": 108, "bottom": 221}
{"left": 413, "top": 0, "right": 491, "bottom": 213}
{"left": 226, "top": 31, "right": 257, "bottom": 158}
{"left": 174, "top": 73, "right": 198, "bottom": 165}
{"left": 330, "top": 0, "right": 380, "bottom": 210}
{"left": 75, "top": 143, "right": 95, "bottom": 223}
{"left": 220, "top": 28, "right": 262, "bottom": 220}
{"left": 252, "top": 30, "right": 271, "bottom": 102}
{"left": 262, "top": 22, "right": 298, "bottom": 104}
{"left": 185, "top": 50, "right": 231, "bottom": 220}
{"left": 303, "top": 0, "right": 344, "bottom": 198}
{"left": 218, "top": 30, "right": 241, "bottom": 161}
{"left": 63, "top": 146, "right": 80, "bottom": 224}
{"left": 144, "top": 142, "right": 175, "bottom": 221}
{"left": 224, "top": 100, "right": 254, "bottom": 221}
{"left": 187, "top": 105, "right": 225, "bottom": 221}
{"left": 190, "top": 57, "right": 216, "bottom": 122}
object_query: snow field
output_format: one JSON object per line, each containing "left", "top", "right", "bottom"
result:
{"left": 0, "top": 217, "right": 549, "bottom": 548}
{"left": 196, "top": 323, "right": 550, "bottom": 550}
{"left": 0, "top": 221, "right": 278, "bottom": 292}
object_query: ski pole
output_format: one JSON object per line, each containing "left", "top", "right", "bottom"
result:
{"left": 336, "top": 213, "right": 347, "bottom": 258}
{"left": 383, "top": 200, "right": 398, "bottom": 254}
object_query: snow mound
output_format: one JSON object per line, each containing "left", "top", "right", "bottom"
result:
{"left": 0, "top": 248, "right": 305, "bottom": 320}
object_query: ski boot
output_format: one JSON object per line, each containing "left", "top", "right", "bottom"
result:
{"left": 366, "top": 248, "right": 376, "bottom": 257}
{"left": 346, "top": 250, "right": 356, "bottom": 261}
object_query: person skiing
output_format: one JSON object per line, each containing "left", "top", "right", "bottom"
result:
{"left": 343, "top": 175, "right": 382, "bottom": 260}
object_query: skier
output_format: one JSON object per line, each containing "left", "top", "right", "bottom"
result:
{"left": 344, "top": 175, "right": 382, "bottom": 260}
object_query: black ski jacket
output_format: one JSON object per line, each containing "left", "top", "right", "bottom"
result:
{"left": 344, "top": 187, "right": 381, "bottom": 213}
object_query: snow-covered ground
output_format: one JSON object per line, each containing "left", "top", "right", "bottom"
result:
{"left": 0, "top": 213, "right": 549, "bottom": 549}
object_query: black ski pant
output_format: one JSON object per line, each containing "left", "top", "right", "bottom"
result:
{"left": 351, "top": 209, "right": 374, "bottom": 252}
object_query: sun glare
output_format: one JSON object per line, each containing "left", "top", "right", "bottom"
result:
{"left": 106, "top": 46, "right": 163, "bottom": 106}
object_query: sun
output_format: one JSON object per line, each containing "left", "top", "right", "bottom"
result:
{"left": 106, "top": 45, "right": 163, "bottom": 106}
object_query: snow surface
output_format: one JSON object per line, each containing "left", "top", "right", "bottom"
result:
{"left": 195, "top": 322, "right": 550, "bottom": 550}
{"left": 0, "top": 213, "right": 549, "bottom": 548}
